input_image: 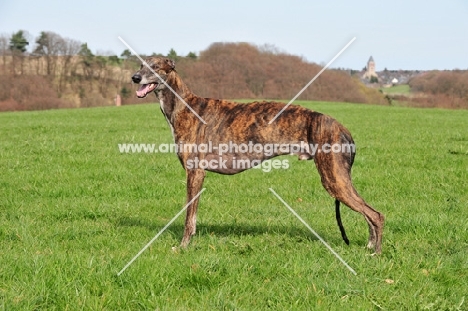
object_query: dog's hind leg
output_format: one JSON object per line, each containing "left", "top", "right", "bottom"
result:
{"left": 315, "top": 152, "right": 385, "bottom": 254}
{"left": 181, "top": 168, "right": 206, "bottom": 247}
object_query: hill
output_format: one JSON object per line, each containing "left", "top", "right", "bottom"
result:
{"left": 178, "top": 42, "right": 386, "bottom": 105}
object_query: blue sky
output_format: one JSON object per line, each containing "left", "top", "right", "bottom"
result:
{"left": 0, "top": 0, "right": 467, "bottom": 70}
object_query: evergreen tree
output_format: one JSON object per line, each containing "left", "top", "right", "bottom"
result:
{"left": 167, "top": 48, "right": 179, "bottom": 60}
{"left": 33, "top": 31, "right": 49, "bottom": 55}
{"left": 79, "top": 43, "right": 94, "bottom": 67}
{"left": 9, "top": 30, "right": 29, "bottom": 53}
{"left": 187, "top": 51, "right": 197, "bottom": 60}
{"left": 78, "top": 43, "right": 94, "bottom": 58}
{"left": 120, "top": 49, "right": 132, "bottom": 59}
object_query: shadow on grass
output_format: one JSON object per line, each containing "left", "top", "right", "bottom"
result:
{"left": 115, "top": 216, "right": 352, "bottom": 245}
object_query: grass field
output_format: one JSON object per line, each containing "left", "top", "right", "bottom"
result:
{"left": 380, "top": 84, "right": 411, "bottom": 95}
{"left": 1, "top": 101, "right": 467, "bottom": 310}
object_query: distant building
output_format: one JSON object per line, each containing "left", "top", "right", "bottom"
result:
{"left": 355, "top": 55, "right": 424, "bottom": 86}
{"left": 362, "top": 56, "right": 378, "bottom": 79}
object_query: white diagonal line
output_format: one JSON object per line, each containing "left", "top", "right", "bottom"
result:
{"left": 117, "top": 188, "right": 206, "bottom": 276}
{"left": 118, "top": 36, "right": 207, "bottom": 124}
{"left": 268, "top": 37, "right": 356, "bottom": 124}
{"left": 269, "top": 188, "right": 357, "bottom": 275}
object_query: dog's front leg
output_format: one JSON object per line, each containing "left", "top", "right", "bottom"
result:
{"left": 181, "top": 168, "right": 206, "bottom": 247}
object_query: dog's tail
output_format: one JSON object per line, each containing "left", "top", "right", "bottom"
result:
{"left": 335, "top": 199, "right": 350, "bottom": 245}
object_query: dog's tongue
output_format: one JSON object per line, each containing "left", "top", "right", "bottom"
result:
{"left": 136, "top": 84, "right": 151, "bottom": 98}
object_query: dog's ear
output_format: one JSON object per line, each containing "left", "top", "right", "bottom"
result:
{"left": 165, "top": 58, "right": 175, "bottom": 70}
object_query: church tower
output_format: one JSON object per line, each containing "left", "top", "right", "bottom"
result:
{"left": 363, "top": 56, "right": 378, "bottom": 79}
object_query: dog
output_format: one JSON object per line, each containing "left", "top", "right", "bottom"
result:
{"left": 131, "top": 57, "right": 385, "bottom": 254}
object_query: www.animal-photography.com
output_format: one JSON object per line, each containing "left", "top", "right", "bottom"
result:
{"left": 1, "top": 1, "right": 467, "bottom": 309}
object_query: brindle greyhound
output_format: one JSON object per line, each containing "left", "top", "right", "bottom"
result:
{"left": 131, "top": 57, "right": 385, "bottom": 254}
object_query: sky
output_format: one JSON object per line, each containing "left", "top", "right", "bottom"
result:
{"left": 0, "top": 0, "right": 467, "bottom": 70}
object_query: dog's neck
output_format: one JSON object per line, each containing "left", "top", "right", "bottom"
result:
{"left": 156, "top": 71, "right": 193, "bottom": 123}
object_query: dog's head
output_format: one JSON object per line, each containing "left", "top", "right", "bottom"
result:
{"left": 131, "top": 57, "right": 176, "bottom": 98}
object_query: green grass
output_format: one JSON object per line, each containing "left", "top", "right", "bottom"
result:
{"left": 380, "top": 84, "right": 411, "bottom": 95}
{"left": 1, "top": 102, "right": 467, "bottom": 310}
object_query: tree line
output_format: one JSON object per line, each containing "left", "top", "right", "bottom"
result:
{"left": 1, "top": 30, "right": 390, "bottom": 111}
{"left": 0, "top": 30, "right": 145, "bottom": 110}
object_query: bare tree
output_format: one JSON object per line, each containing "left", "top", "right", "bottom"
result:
{"left": 0, "top": 34, "right": 9, "bottom": 69}
{"left": 33, "top": 31, "right": 64, "bottom": 76}
{"left": 95, "top": 55, "right": 109, "bottom": 95}
{"left": 57, "top": 37, "right": 81, "bottom": 94}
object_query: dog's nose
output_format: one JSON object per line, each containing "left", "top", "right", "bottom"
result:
{"left": 132, "top": 74, "right": 142, "bottom": 83}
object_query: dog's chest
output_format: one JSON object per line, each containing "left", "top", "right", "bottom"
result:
{"left": 158, "top": 97, "right": 176, "bottom": 143}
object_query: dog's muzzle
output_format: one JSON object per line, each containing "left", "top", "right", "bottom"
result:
{"left": 132, "top": 73, "right": 159, "bottom": 98}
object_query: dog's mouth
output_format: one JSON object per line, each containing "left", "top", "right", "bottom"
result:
{"left": 136, "top": 83, "right": 158, "bottom": 98}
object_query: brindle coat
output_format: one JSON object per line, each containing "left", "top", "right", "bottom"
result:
{"left": 131, "top": 57, "right": 385, "bottom": 254}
